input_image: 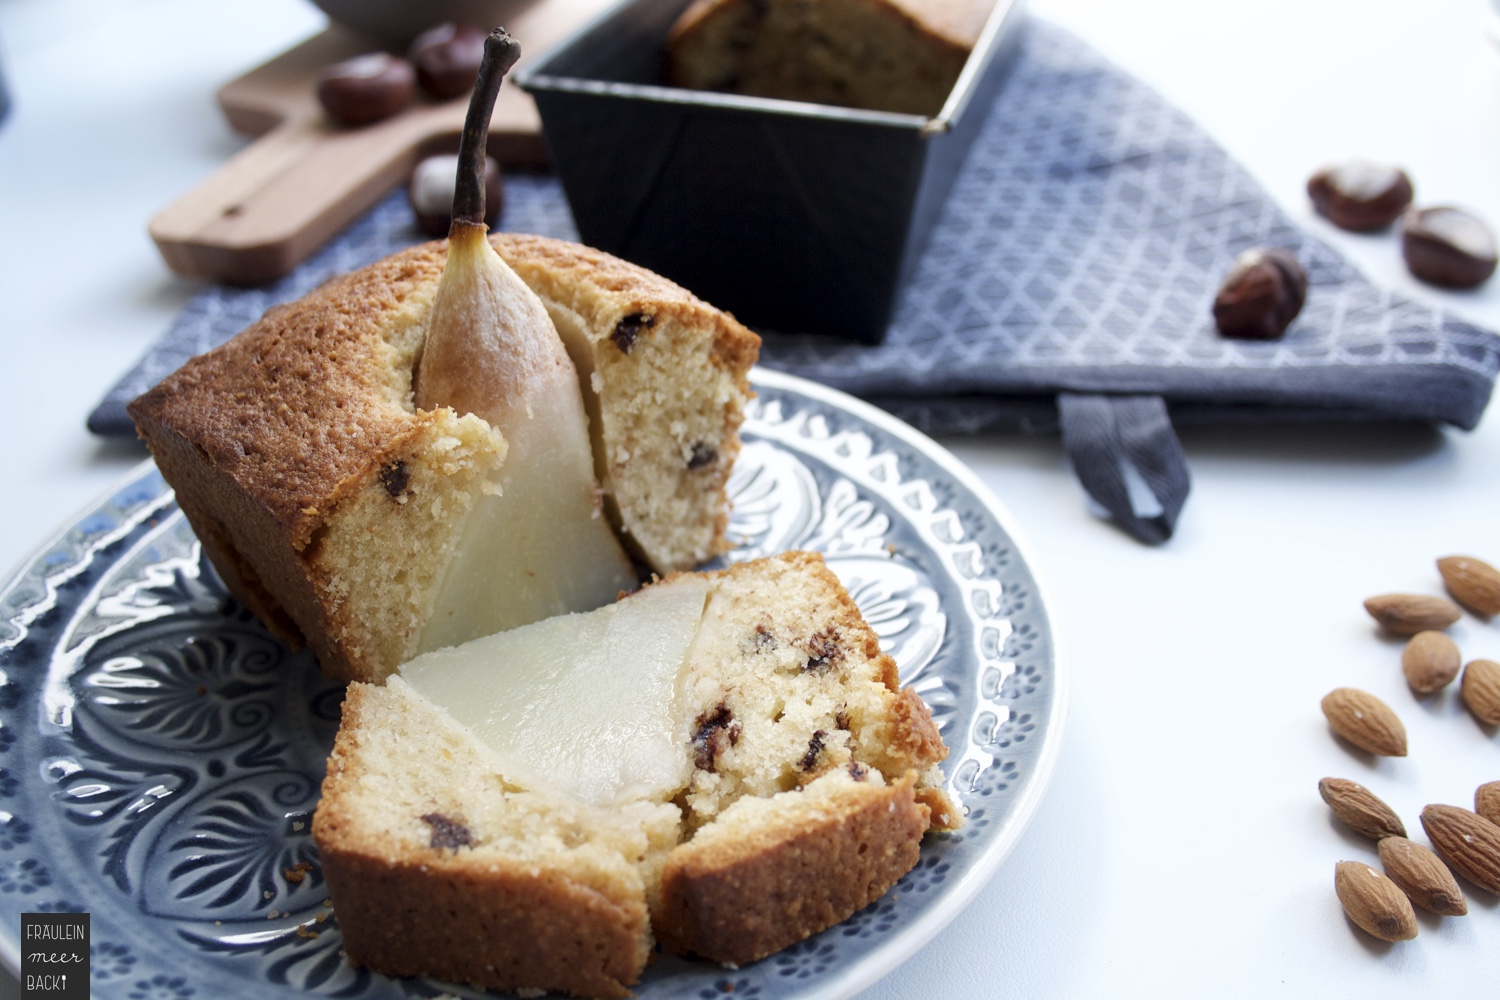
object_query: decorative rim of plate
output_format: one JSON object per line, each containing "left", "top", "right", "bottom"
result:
{"left": 0, "top": 368, "right": 1067, "bottom": 998}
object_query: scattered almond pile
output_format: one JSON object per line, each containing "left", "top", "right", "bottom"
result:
{"left": 1323, "top": 779, "right": 1497, "bottom": 939}
{"left": 1320, "top": 554, "right": 1500, "bottom": 943}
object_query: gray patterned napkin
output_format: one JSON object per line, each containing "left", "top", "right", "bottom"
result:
{"left": 92, "top": 20, "right": 1500, "bottom": 543}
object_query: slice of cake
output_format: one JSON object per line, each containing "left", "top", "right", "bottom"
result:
{"left": 128, "top": 233, "right": 758, "bottom": 683}
{"left": 312, "top": 678, "right": 674, "bottom": 1000}
{"left": 313, "top": 552, "right": 959, "bottom": 998}
{"left": 667, "top": 0, "right": 997, "bottom": 117}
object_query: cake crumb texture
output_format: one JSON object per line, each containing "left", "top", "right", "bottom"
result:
{"left": 497, "top": 233, "right": 757, "bottom": 574}
{"left": 676, "top": 551, "right": 953, "bottom": 829}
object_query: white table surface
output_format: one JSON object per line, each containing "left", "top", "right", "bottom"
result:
{"left": 1, "top": 0, "right": 1499, "bottom": 997}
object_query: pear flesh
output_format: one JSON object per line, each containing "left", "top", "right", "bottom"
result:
{"left": 414, "top": 225, "right": 636, "bottom": 653}
{"left": 399, "top": 576, "right": 710, "bottom": 807}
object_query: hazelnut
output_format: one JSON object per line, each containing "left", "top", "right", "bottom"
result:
{"left": 317, "top": 52, "right": 415, "bottom": 126}
{"left": 1212, "top": 248, "right": 1307, "bottom": 340}
{"left": 1307, "top": 160, "right": 1413, "bottom": 232}
{"left": 409, "top": 22, "right": 488, "bottom": 100}
{"left": 409, "top": 154, "right": 503, "bottom": 237}
{"left": 1401, "top": 206, "right": 1497, "bottom": 289}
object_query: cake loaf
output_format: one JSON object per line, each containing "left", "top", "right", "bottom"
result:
{"left": 129, "top": 233, "right": 758, "bottom": 683}
{"left": 667, "top": 0, "right": 998, "bottom": 116}
{"left": 313, "top": 552, "right": 960, "bottom": 998}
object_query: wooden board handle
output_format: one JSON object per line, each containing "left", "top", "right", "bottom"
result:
{"left": 150, "top": 2, "right": 618, "bottom": 285}
{"left": 148, "top": 84, "right": 544, "bottom": 285}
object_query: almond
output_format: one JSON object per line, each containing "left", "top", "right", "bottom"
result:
{"left": 1377, "top": 837, "right": 1467, "bottom": 915}
{"left": 1420, "top": 804, "right": 1500, "bottom": 895}
{"left": 1334, "top": 861, "right": 1418, "bottom": 941}
{"left": 1401, "top": 630, "right": 1461, "bottom": 694}
{"left": 1318, "top": 777, "right": 1406, "bottom": 840}
{"left": 1477, "top": 781, "right": 1500, "bottom": 827}
{"left": 1321, "top": 688, "right": 1408, "bottom": 756}
{"left": 1362, "top": 593, "right": 1462, "bottom": 634}
{"left": 1437, "top": 554, "right": 1500, "bottom": 616}
{"left": 1460, "top": 659, "right": 1500, "bottom": 726}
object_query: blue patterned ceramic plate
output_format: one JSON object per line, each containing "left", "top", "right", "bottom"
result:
{"left": 0, "top": 369, "right": 1065, "bottom": 999}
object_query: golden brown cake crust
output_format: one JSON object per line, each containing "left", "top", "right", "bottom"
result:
{"left": 321, "top": 850, "right": 647, "bottom": 1000}
{"left": 129, "top": 233, "right": 759, "bottom": 681}
{"left": 129, "top": 251, "right": 446, "bottom": 551}
{"left": 128, "top": 251, "right": 455, "bottom": 668}
{"left": 655, "top": 771, "right": 928, "bottom": 965}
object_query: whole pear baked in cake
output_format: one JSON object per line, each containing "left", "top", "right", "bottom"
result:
{"left": 410, "top": 32, "right": 637, "bottom": 650}
{"left": 667, "top": 0, "right": 997, "bottom": 116}
{"left": 128, "top": 31, "right": 758, "bottom": 682}
{"left": 313, "top": 551, "right": 960, "bottom": 999}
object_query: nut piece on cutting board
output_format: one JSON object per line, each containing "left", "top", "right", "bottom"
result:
{"left": 1377, "top": 837, "right": 1467, "bottom": 916}
{"left": 1334, "top": 861, "right": 1418, "bottom": 941}
{"left": 1321, "top": 688, "right": 1407, "bottom": 757}
{"left": 317, "top": 52, "right": 416, "bottom": 126}
{"left": 1318, "top": 778, "right": 1406, "bottom": 841}
{"left": 1420, "top": 805, "right": 1500, "bottom": 895}
{"left": 1437, "top": 554, "right": 1500, "bottom": 616}
{"left": 409, "top": 22, "right": 487, "bottom": 99}
{"left": 1362, "top": 593, "right": 1462, "bottom": 635}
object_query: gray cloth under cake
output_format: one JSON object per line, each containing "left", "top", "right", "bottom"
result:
{"left": 91, "top": 20, "right": 1500, "bottom": 544}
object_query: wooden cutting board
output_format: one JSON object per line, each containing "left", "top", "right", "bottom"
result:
{"left": 149, "top": 0, "right": 616, "bottom": 286}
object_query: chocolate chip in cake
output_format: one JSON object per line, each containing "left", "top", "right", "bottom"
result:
{"left": 1402, "top": 206, "right": 1498, "bottom": 289}
{"left": 1307, "top": 160, "right": 1414, "bottom": 232}
{"left": 380, "top": 460, "right": 410, "bottom": 500}
{"left": 687, "top": 442, "right": 718, "bottom": 470}
{"left": 799, "top": 729, "right": 827, "bottom": 771}
{"left": 691, "top": 703, "right": 742, "bottom": 772}
{"left": 610, "top": 313, "right": 655, "bottom": 354}
{"left": 805, "top": 629, "right": 843, "bottom": 672}
{"left": 1211, "top": 248, "right": 1307, "bottom": 340}
{"left": 752, "top": 624, "right": 778, "bottom": 652}
{"left": 835, "top": 709, "right": 851, "bottom": 731}
{"left": 420, "top": 812, "right": 474, "bottom": 850}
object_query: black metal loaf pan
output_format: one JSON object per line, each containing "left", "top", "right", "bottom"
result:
{"left": 515, "top": 0, "right": 1027, "bottom": 343}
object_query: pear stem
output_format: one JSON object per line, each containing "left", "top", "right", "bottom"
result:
{"left": 452, "top": 28, "right": 521, "bottom": 231}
